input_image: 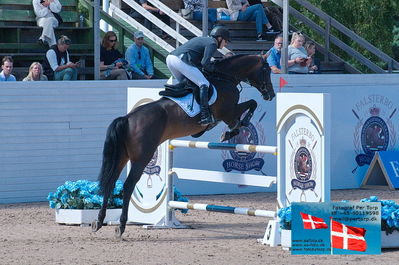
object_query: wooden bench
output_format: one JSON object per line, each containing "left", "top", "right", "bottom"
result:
{"left": 0, "top": 0, "right": 94, "bottom": 78}
{"left": 0, "top": 0, "right": 80, "bottom": 26}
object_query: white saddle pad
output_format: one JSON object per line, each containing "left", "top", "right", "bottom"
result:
{"left": 164, "top": 86, "right": 217, "bottom": 117}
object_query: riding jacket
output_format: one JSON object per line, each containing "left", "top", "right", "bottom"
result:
{"left": 170, "top": 36, "right": 217, "bottom": 72}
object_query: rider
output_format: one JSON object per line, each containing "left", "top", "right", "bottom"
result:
{"left": 166, "top": 26, "right": 230, "bottom": 125}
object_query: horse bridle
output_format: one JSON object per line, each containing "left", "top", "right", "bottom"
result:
{"left": 246, "top": 59, "right": 274, "bottom": 101}
{"left": 206, "top": 57, "right": 274, "bottom": 100}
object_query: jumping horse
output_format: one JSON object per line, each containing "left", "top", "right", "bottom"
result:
{"left": 92, "top": 54, "right": 275, "bottom": 238}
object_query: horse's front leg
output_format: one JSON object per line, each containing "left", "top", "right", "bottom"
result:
{"left": 220, "top": 99, "right": 257, "bottom": 142}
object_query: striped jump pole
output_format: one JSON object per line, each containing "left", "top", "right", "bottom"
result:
{"left": 169, "top": 201, "right": 276, "bottom": 218}
{"left": 169, "top": 140, "right": 278, "bottom": 155}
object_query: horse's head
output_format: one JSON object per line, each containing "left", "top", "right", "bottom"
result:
{"left": 214, "top": 55, "right": 275, "bottom": 101}
{"left": 246, "top": 56, "right": 275, "bottom": 101}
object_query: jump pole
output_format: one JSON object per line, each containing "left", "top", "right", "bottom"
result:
{"left": 156, "top": 139, "right": 279, "bottom": 230}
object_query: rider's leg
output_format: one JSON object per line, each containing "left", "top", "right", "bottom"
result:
{"left": 166, "top": 55, "right": 215, "bottom": 125}
{"left": 166, "top": 55, "right": 186, "bottom": 88}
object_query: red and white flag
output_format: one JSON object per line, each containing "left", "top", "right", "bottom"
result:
{"left": 331, "top": 220, "right": 367, "bottom": 252}
{"left": 300, "top": 212, "right": 328, "bottom": 229}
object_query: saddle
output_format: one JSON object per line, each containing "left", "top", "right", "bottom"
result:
{"left": 159, "top": 78, "right": 214, "bottom": 105}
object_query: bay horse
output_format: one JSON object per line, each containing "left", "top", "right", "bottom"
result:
{"left": 92, "top": 54, "right": 274, "bottom": 238}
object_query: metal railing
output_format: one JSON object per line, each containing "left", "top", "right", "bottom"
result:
{"left": 272, "top": 0, "right": 399, "bottom": 73}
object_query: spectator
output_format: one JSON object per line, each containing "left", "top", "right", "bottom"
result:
{"left": 125, "top": 31, "right": 155, "bottom": 80}
{"left": 33, "top": 0, "right": 62, "bottom": 47}
{"left": 287, "top": 32, "right": 309, "bottom": 74}
{"left": 226, "top": 0, "right": 276, "bottom": 41}
{"left": 0, "top": 56, "right": 16, "bottom": 81}
{"left": 100, "top": 31, "right": 128, "bottom": 80}
{"left": 23, "top": 62, "right": 48, "bottom": 81}
{"left": 183, "top": 0, "right": 217, "bottom": 25}
{"left": 265, "top": 34, "right": 283, "bottom": 74}
{"left": 166, "top": 26, "right": 230, "bottom": 125}
{"left": 138, "top": 0, "right": 171, "bottom": 39}
{"left": 45, "top": 35, "right": 79, "bottom": 80}
{"left": 248, "top": 0, "right": 283, "bottom": 31}
{"left": 304, "top": 41, "right": 319, "bottom": 73}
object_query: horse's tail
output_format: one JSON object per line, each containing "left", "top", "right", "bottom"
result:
{"left": 98, "top": 115, "right": 129, "bottom": 196}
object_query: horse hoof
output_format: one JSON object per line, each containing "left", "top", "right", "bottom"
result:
{"left": 220, "top": 132, "right": 230, "bottom": 142}
{"left": 91, "top": 220, "right": 101, "bottom": 232}
{"left": 115, "top": 226, "right": 123, "bottom": 239}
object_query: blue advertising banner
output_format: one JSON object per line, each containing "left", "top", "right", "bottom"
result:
{"left": 291, "top": 202, "right": 381, "bottom": 255}
{"left": 378, "top": 151, "right": 399, "bottom": 188}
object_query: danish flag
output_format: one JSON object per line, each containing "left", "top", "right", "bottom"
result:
{"left": 331, "top": 220, "right": 367, "bottom": 252}
{"left": 300, "top": 212, "right": 328, "bottom": 229}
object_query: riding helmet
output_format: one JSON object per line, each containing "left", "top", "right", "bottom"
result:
{"left": 210, "top": 26, "right": 230, "bottom": 42}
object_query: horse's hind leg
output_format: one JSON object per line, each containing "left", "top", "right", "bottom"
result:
{"left": 221, "top": 100, "right": 257, "bottom": 142}
{"left": 92, "top": 159, "right": 127, "bottom": 232}
{"left": 115, "top": 154, "right": 154, "bottom": 239}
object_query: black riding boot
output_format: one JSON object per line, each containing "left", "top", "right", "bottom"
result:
{"left": 199, "top": 85, "right": 215, "bottom": 125}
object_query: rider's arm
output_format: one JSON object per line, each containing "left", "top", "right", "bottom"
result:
{"left": 201, "top": 42, "right": 217, "bottom": 72}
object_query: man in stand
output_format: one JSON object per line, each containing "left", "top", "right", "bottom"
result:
{"left": 44, "top": 35, "right": 79, "bottom": 80}
{"left": 0, "top": 56, "right": 16, "bottom": 81}
{"left": 125, "top": 31, "right": 155, "bottom": 79}
{"left": 265, "top": 34, "right": 283, "bottom": 74}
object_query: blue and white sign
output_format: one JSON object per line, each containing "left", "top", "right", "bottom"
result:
{"left": 361, "top": 151, "right": 399, "bottom": 189}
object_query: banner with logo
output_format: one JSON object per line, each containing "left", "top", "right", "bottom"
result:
{"left": 291, "top": 202, "right": 381, "bottom": 255}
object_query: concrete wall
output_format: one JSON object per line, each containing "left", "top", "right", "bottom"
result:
{"left": 0, "top": 80, "right": 164, "bottom": 203}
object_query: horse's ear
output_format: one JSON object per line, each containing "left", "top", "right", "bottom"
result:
{"left": 261, "top": 50, "right": 270, "bottom": 60}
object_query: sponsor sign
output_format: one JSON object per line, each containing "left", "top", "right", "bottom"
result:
{"left": 291, "top": 202, "right": 381, "bottom": 255}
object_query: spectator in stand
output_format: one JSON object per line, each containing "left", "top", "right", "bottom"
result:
{"left": 125, "top": 31, "right": 155, "bottom": 80}
{"left": 0, "top": 56, "right": 16, "bottom": 81}
{"left": 226, "top": 0, "right": 277, "bottom": 41}
{"left": 287, "top": 32, "right": 309, "bottom": 74}
{"left": 183, "top": 0, "right": 217, "bottom": 26}
{"left": 265, "top": 34, "right": 282, "bottom": 74}
{"left": 100, "top": 31, "right": 128, "bottom": 80}
{"left": 33, "top": 0, "right": 62, "bottom": 47}
{"left": 23, "top": 62, "right": 48, "bottom": 81}
{"left": 304, "top": 41, "right": 319, "bottom": 73}
{"left": 45, "top": 35, "right": 79, "bottom": 80}
{"left": 138, "top": 0, "right": 171, "bottom": 39}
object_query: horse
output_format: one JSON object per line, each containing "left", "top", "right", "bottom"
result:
{"left": 91, "top": 54, "right": 274, "bottom": 238}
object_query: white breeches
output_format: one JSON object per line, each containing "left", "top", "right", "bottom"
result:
{"left": 37, "top": 17, "right": 59, "bottom": 46}
{"left": 166, "top": 54, "right": 209, "bottom": 87}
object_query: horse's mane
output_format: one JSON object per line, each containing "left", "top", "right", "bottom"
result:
{"left": 214, "top": 54, "right": 260, "bottom": 70}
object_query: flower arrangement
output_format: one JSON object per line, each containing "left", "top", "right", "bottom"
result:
{"left": 277, "top": 196, "right": 399, "bottom": 235}
{"left": 47, "top": 179, "right": 190, "bottom": 211}
{"left": 361, "top": 196, "right": 399, "bottom": 235}
{"left": 47, "top": 180, "right": 123, "bottom": 209}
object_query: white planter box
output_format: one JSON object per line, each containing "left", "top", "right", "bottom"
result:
{"left": 281, "top": 229, "right": 291, "bottom": 249}
{"left": 280, "top": 230, "right": 399, "bottom": 249}
{"left": 55, "top": 208, "right": 122, "bottom": 225}
{"left": 381, "top": 230, "right": 399, "bottom": 248}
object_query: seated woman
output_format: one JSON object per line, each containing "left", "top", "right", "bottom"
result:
{"left": 226, "top": 0, "right": 277, "bottom": 41}
{"left": 183, "top": 0, "right": 217, "bottom": 26}
{"left": 100, "top": 31, "right": 128, "bottom": 80}
{"left": 304, "top": 41, "right": 319, "bottom": 73}
{"left": 287, "top": 32, "right": 310, "bottom": 74}
{"left": 23, "top": 62, "right": 48, "bottom": 81}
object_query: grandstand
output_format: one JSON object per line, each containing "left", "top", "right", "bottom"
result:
{"left": 1, "top": 0, "right": 398, "bottom": 80}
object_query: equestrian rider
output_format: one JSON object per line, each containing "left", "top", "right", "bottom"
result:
{"left": 166, "top": 26, "right": 230, "bottom": 125}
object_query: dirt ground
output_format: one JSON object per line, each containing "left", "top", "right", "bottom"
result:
{"left": 1, "top": 189, "right": 399, "bottom": 265}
